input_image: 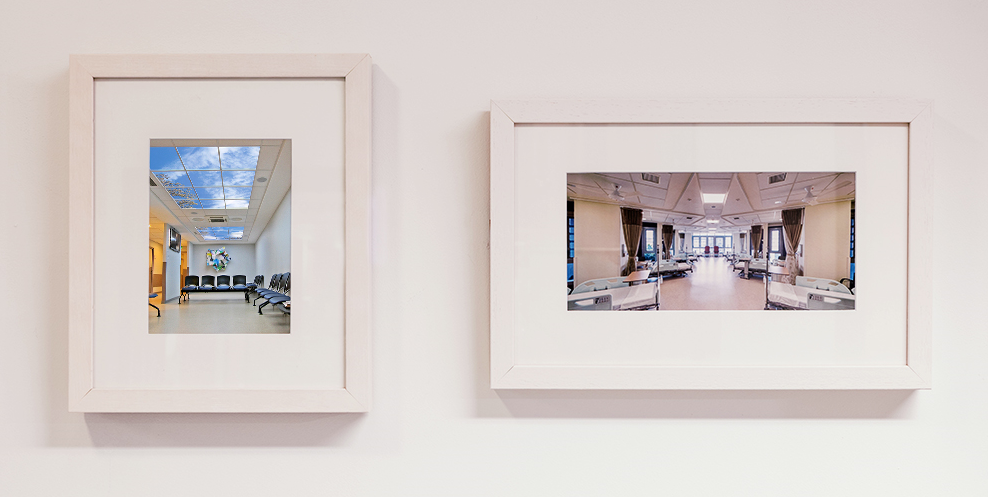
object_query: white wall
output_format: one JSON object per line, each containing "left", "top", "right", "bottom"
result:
{"left": 254, "top": 189, "right": 292, "bottom": 280}
{"left": 2, "top": 1, "right": 987, "bottom": 495}
{"left": 189, "top": 243, "right": 257, "bottom": 281}
{"left": 572, "top": 199, "right": 623, "bottom": 284}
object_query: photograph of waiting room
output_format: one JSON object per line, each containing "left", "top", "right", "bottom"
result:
{"left": 567, "top": 172, "right": 855, "bottom": 311}
{"left": 148, "top": 139, "right": 292, "bottom": 333}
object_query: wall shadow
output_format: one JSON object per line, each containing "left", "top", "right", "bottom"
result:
{"left": 479, "top": 389, "right": 917, "bottom": 419}
{"left": 84, "top": 412, "right": 365, "bottom": 447}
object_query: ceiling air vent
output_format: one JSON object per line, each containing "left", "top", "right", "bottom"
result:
{"left": 686, "top": 216, "right": 693, "bottom": 220}
{"left": 208, "top": 216, "right": 228, "bottom": 223}
{"left": 191, "top": 217, "right": 206, "bottom": 222}
{"left": 229, "top": 217, "right": 244, "bottom": 222}
{"left": 640, "top": 173, "right": 662, "bottom": 184}
{"left": 768, "top": 173, "right": 787, "bottom": 184}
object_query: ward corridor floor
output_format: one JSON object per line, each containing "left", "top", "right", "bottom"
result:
{"left": 660, "top": 256, "right": 767, "bottom": 310}
{"left": 148, "top": 292, "right": 290, "bottom": 334}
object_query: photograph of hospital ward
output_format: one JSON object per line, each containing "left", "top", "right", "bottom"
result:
{"left": 148, "top": 140, "right": 292, "bottom": 333}
{"left": 567, "top": 172, "right": 855, "bottom": 311}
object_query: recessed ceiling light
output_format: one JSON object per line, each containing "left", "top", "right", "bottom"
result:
{"left": 707, "top": 220, "right": 719, "bottom": 223}
{"left": 701, "top": 193, "right": 726, "bottom": 203}
{"left": 775, "top": 201, "right": 782, "bottom": 204}
{"left": 256, "top": 177, "right": 267, "bottom": 183}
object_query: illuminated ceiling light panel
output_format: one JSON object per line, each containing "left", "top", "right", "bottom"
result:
{"left": 150, "top": 146, "right": 261, "bottom": 210}
{"left": 195, "top": 226, "right": 245, "bottom": 240}
{"left": 701, "top": 193, "right": 726, "bottom": 203}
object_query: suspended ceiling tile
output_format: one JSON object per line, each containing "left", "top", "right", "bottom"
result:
{"left": 632, "top": 182, "right": 666, "bottom": 199}
{"left": 171, "top": 139, "right": 220, "bottom": 147}
{"left": 720, "top": 176, "right": 754, "bottom": 216}
{"left": 255, "top": 145, "right": 282, "bottom": 170}
{"left": 601, "top": 173, "right": 634, "bottom": 182}
{"left": 566, "top": 173, "right": 599, "bottom": 187}
{"left": 697, "top": 177, "right": 731, "bottom": 193}
{"left": 216, "top": 139, "right": 263, "bottom": 147}
{"left": 594, "top": 175, "right": 635, "bottom": 192}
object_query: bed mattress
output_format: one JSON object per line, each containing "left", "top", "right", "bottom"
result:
{"left": 767, "top": 282, "right": 856, "bottom": 310}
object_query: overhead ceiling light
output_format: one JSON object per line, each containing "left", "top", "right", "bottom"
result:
{"left": 256, "top": 177, "right": 267, "bottom": 183}
{"left": 707, "top": 219, "right": 719, "bottom": 223}
{"left": 701, "top": 193, "right": 726, "bottom": 203}
{"left": 775, "top": 201, "right": 782, "bottom": 204}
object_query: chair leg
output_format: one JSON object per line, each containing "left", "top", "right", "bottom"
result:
{"left": 149, "top": 303, "right": 160, "bottom": 317}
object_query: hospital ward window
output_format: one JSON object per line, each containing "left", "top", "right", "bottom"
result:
{"left": 849, "top": 206, "right": 855, "bottom": 281}
{"left": 567, "top": 200, "right": 574, "bottom": 290}
{"left": 641, "top": 225, "right": 657, "bottom": 261}
{"left": 767, "top": 226, "right": 786, "bottom": 261}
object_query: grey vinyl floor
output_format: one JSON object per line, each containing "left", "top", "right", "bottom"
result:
{"left": 148, "top": 291, "right": 290, "bottom": 334}
{"left": 660, "top": 256, "right": 767, "bottom": 310}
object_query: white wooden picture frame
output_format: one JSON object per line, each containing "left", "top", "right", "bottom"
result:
{"left": 490, "top": 99, "right": 932, "bottom": 390}
{"left": 69, "top": 54, "right": 372, "bottom": 412}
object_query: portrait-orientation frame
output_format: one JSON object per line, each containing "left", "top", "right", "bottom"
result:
{"left": 69, "top": 54, "right": 372, "bottom": 412}
{"left": 490, "top": 99, "right": 932, "bottom": 390}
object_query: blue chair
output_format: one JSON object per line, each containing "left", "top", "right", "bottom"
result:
{"left": 257, "top": 273, "right": 290, "bottom": 315}
{"left": 200, "top": 275, "right": 216, "bottom": 290}
{"left": 232, "top": 275, "right": 249, "bottom": 301}
{"left": 216, "top": 274, "right": 231, "bottom": 290}
{"left": 149, "top": 293, "right": 160, "bottom": 317}
{"left": 181, "top": 275, "right": 199, "bottom": 303}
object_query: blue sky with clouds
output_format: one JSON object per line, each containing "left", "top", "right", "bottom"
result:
{"left": 149, "top": 146, "right": 260, "bottom": 209}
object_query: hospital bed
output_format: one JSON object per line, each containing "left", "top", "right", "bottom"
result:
{"left": 568, "top": 276, "right": 660, "bottom": 310}
{"left": 766, "top": 276, "right": 856, "bottom": 310}
{"left": 653, "top": 259, "right": 693, "bottom": 278}
{"left": 735, "top": 258, "right": 767, "bottom": 279}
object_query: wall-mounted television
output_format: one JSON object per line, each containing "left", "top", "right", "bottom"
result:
{"left": 168, "top": 226, "right": 181, "bottom": 253}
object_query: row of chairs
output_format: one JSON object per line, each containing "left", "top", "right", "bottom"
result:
{"left": 251, "top": 273, "right": 290, "bottom": 315}
{"left": 181, "top": 274, "right": 256, "bottom": 303}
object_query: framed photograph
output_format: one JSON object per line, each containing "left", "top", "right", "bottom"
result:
{"left": 69, "top": 54, "right": 372, "bottom": 412}
{"left": 490, "top": 99, "right": 932, "bottom": 390}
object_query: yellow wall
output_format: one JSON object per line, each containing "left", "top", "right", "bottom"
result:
{"left": 573, "top": 200, "right": 623, "bottom": 285}
{"left": 803, "top": 200, "right": 852, "bottom": 281}
{"left": 148, "top": 240, "right": 164, "bottom": 273}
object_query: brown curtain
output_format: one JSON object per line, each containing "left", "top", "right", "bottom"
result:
{"left": 621, "top": 207, "right": 643, "bottom": 276}
{"left": 750, "top": 225, "right": 763, "bottom": 257}
{"left": 739, "top": 233, "right": 746, "bottom": 255}
{"left": 679, "top": 232, "right": 686, "bottom": 253}
{"left": 661, "top": 225, "right": 674, "bottom": 260}
{"left": 782, "top": 208, "right": 804, "bottom": 283}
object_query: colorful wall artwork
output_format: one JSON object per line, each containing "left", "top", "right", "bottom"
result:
{"left": 206, "top": 247, "right": 232, "bottom": 271}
